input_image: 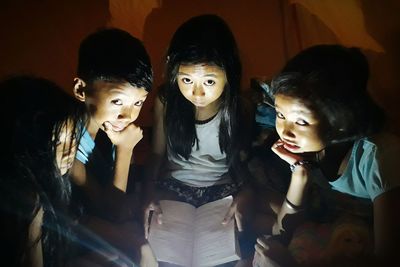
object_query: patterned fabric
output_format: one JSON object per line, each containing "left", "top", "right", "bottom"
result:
{"left": 157, "top": 177, "right": 240, "bottom": 207}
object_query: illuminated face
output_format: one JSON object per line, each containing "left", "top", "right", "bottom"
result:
{"left": 84, "top": 81, "right": 148, "bottom": 132}
{"left": 55, "top": 120, "right": 77, "bottom": 175}
{"left": 275, "top": 94, "right": 326, "bottom": 153}
{"left": 176, "top": 64, "right": 227, "bottom": 109}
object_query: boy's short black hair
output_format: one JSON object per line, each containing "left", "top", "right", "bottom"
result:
{"left": 77, "top": 28, "right": 153, "bottom": 91}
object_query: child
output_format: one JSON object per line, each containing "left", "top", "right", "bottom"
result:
{"left": 0, "top": 76, "right": 87, "bottom": 267}
{"left": 71, "top": 28, "right": 157, "bottom": 266}
{"left": 143, "top": 14, "right": 255, "bottom": 240}
{"left": 253, "top": 45, "right": 400, "bottom": 266}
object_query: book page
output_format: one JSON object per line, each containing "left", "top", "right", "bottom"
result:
{"left": 148, "top": 200, "right": 196, "bottom": 267}
{"left": 192, "top": 196, "right": 240, "bottom": 267}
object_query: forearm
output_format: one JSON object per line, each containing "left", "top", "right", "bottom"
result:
{"left": 143, "top": 152, "right": 164, "bottom": 195}
{"left": 113, "top": 148, "right": 133, "bottom": 192}
{"left": 276, "top": 167, "right": 310, "bottom": 233}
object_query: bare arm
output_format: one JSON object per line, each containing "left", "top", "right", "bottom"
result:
{"left": 142, "top": 96, "right": 167, "bottom": 236}
{"left": 271, "top": 140, "right": 311, "bottom": 235}
{"left": 71, "top": 149, "right": 139, "bottom": 222}
{"left": 143, "top": 96, "right": 167, "bottom": 199}
{"left": 373, "top": 187, "right": 400, "bottom": 263}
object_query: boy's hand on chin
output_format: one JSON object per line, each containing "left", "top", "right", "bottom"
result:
{"left": 103, "top": 122, "right": 143, "bottom": 150}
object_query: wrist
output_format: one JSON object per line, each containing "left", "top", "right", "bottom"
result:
{"left": 284, "top": 197, "right": 304, "bottom": 211}
{"left": 289, "top": 160, "right": 315, "bottom": 172}
{"left": 116, "top": 146, "right": 134, "bottom": 156}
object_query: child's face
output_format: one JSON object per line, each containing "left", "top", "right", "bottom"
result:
{"left": 55, "top": 120, "right": 77, "bottom": 175}
{"left": 275, "top": 94, "right": 326, "bottom": 153}
{"left": 84, "top": 81, "right": 148, "bottom": 132}
{"left": 176, "top": 63, "right": 226, "bottom": 109}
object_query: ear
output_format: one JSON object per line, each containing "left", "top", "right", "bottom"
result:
{"left": 73, "top": 78, "right": 87, "bottom": 102}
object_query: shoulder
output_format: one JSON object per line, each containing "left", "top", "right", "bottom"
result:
{"left": 356, "top": 131, "right": 400, "bottom": 159}
{"left": 76, "top": 128, "right": 94, "bottom": 164}
{"left": 354, "top": 131, "right": 400, "bottom": 198}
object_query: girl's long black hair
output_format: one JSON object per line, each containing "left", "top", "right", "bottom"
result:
{"left": 0, "top": 76, "right": 88, "bottom": 266}
{"left": 162, "top": 14, "right": 242, "bottom": 162}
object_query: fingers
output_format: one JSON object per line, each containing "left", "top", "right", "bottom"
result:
{"left": 144, "top": 203, "right": 163, "bottom": 239}
{"left": 222, "top": 202, "right": 235, "bottom": 225}
{"left": 257, "top": 236, "right": 270, "bottom": 248}
{"left": 235, "top": 210, "right": 244, "bottom": 232}
{"left": 271, "top": 139, "right": 285, "bottom": 154}
{"left": 103, "top": 121, "right": 118, "bottom": 141}
{"left": 254, "top": 243, "right": 266, "bottom": 255}
{"left": 254, "top": 236, "right": 271, "bottom": 256}
{"left": 144, "top": 208, "right": 151, "bottom": 239}
{"left": 153, "top": 205, "right": 163, "bottom": 225}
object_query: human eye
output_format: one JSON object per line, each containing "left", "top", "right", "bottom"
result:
{"left": 296, "top": 119, "right": 309, "bottom": 126}
{"left": 181, "top": 77, "right": 192, "bottom": 84}
{"left": 204, "top": 79, "right": 216, "bottom": 86}
{"left": 276, "top": 111, "right": 285, "bottom": 119}
{"left": 134, "top": 100, "right": 144, "bottom": 107}
{"left": 111, "top": 99, "right": 123, "bottom": 105}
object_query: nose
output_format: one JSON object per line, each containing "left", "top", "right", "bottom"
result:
{"left": 281, "top": 122, "right": 296, "bottom": 140}
{"left": 118, "top": 105, "right": 133, "bottom": 120}
{"left": 192, "top": 83, "right": 205, "bottom": 97}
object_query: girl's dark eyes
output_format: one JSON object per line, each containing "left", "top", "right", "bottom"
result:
{"left": 134, "top": 100, "right": 144, "bottom": 107}
{"left": 182, "top": 78, "right": 192, "bottom": 84}
{"left": 296, "top": 120, "right": 309, "bottom": 126}
{"left": 276, "top": 112, "right": 285, "bottom": 119}
{"left": 111, "top": 99, "right": 122, "bottom": 105}
{"left": 204, "top": 80, "right": 216, "bottom": 86}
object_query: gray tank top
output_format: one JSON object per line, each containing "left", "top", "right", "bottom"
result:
{"left": 165, "top": 111, "right": 232, "bottom": 187}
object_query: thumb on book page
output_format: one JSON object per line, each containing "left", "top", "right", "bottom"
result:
{"left": 222, "top": 202, "right": 235, "bottom": 225}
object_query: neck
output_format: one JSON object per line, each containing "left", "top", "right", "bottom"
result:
{"left": 87, "top": 119, "right": 101, "bottom": 140}
{"left": 319, "top": 141, "right": 354, "bottom": 180}
{"left": 195, "top": 100, "right": 221, "bottom": 121}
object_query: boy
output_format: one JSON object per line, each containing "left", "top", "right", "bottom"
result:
{"left": 71, "top": 28, "right": 157, "bottom": 266}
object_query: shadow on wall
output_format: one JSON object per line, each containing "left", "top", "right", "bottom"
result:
{"left": 142, "top": 0, "right": 287, "bottom": 90}
{"left": 0, "top": 0, "right": 110, "bottom": 90}
{"left": 138, "top": 0, "right": 288, "bottom": 132}
{"left": 362, "top": 0, "right": 400, "bottom": 134}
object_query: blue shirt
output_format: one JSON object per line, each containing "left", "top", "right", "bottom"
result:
{"left": 76, "top": 128, "right": 115, "bottom": 185}
{"left": 313, "top": 132, "right": 400, "bottom": 201}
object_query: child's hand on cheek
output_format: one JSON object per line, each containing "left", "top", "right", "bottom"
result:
{"left": 271, "top": 139, "right": 304, "bottom": 165}
{"left": 103, "top": 121, "right": 143, "bottom": 151}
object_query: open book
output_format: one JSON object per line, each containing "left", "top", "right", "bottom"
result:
{"left": 148, "top": 196, "right": 241, "bottom": 267}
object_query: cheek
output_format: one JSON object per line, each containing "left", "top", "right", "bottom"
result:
{"left": 206, "top": 85, "right": 224, "bottom": 99}
{"left": 300, "top": 131, "right": 325, "bottom": 149}
{"left": 130, "top": 107, "right": 142, "bottom": 121}
{"left": 275, "top": 120, "right": 283, "bottom": 135}
{"left": 177, "top": 81, "right": 188, "bottom": 92}
{"left": 91, "top": 102, "right": 120, "bottom": 120}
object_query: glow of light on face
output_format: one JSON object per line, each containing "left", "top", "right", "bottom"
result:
{"left": 274, "top": 94, "right": 325, "bottom": 153}
{"left": 176, "top": 64, "right": 227, "bottom": 110}
{"left": 84, "top": 81, "right": 148, "bottom": 134}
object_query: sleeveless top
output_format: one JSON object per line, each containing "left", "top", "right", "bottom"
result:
{"left": 165, "top": 111, "right": 232, "bottom": 187}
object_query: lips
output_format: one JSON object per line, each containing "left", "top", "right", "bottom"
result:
{"left": 282, "top": 140, "right": 300, "bottom": 151}
{"left": 107, "top": 122, "right": 128, "bottom": 132}
{"left": 192, "top": 100, "right": 205, "bottom": 106}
